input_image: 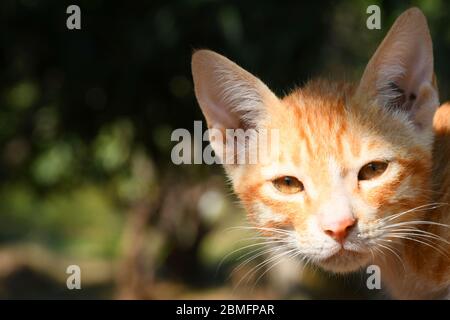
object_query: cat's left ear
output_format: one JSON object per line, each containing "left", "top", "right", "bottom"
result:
{"left": 357, "top": 8, "right": 439, "bottom": 130}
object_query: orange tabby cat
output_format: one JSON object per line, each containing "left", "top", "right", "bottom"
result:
{"left": 191, "top": 8, "right": 450, "bottom": 299}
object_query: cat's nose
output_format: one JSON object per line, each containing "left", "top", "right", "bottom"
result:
{"left": 321, "top": 217, "right": 356, "bottom": 242}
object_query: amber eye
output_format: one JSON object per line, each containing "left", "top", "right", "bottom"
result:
{"left": 358, "top": 161, "right": 389, "bottom": 181}
{"left": 272, "top": 176, "right": 304, "bottom": 194}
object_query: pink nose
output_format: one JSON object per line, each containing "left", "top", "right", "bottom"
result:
{"left": 321, "top": 217, "right": 356, "bottom": 242}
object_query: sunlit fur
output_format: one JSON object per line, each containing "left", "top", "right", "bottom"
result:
{"left": 192, "top": 8, "right": 450, "bottom": 299}
{"left": 234, "top": 79, "right": 435, "bottom": 273}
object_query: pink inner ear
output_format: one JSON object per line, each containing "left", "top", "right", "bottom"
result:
{"left": 374, "top": 31, "right": 433, "bottom": 110}
{"left": 357, "top": 8, "right": 437, "bottom": 129}
{"left": 202, "top": 94, "right": 242, "bottom": 130}
{"left": 192, "top": 50, "right": 278, "bottom": 132}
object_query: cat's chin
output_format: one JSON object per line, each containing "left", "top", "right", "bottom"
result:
{"left": 315, "top": 250, "right": 371, "bottom": 274}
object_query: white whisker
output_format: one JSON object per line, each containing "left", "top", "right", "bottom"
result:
{"left": 233, "top": 246, "right": 297, "bottom": 289}
{"left": 383, "top": 234, "right": 449, "bottom": 258}
{"left": 384, "top": 220, "right": 450, "bottom": 229}
{"left": 379, "top": 203, "right": 447, "bottom": 223}
{"left": 382, "top": 228, "right": 450, "bottom": 245}
{"left": 251, "top": 248, "right": 301, "bottom": 290}
{"left": 375, "top": 241, "right": 406, "bottom": 271}
{"left": 216, "top": 238, "right": 296, "bottom": 274}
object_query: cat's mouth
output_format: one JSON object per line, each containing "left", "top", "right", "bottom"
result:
{"left": 315, "top": 247, "right": 370, "bottom": 273}
{"left": 323, "top": 247, "right": 359, "bottom": 260}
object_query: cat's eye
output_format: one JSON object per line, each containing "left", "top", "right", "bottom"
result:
{"left": 358, "top": 161, "right": 389, "bottom": 181}
{"left": 272, "top": 176, "right": 304, "bottom": 194}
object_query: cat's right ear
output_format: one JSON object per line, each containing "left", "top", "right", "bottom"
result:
{"left": 191, "top": 50, "right": 278, "bottom": 131}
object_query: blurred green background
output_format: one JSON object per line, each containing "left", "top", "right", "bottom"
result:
{"left": 0, "top": 0, "right": 449, "bottom": 299}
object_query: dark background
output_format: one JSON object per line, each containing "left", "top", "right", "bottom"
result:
{"left": 0, "top": 0, "right": 448, "bottom": 299}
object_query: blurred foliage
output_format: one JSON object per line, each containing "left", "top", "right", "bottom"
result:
{"left": 0, "top": 0, "right": 449, "bottom": 299}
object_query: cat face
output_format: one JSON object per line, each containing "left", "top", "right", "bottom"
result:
{"left": 191, "top": 8, "right": 439, "bottom": 273}
{"left": 231, "top": 80, "right": 434, "bottom": 272}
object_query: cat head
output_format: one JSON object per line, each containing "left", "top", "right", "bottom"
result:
{"left": 191, "top": 8, "right": 439, "bottom": 273}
